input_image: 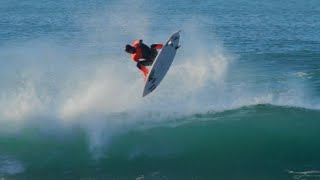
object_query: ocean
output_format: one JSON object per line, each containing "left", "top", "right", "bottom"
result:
{"left": 1, "top": 0, "right": 320, "bottom": 179}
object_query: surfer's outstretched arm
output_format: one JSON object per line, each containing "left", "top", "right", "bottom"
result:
{"left": 151, "top": 44, "right": 163, "bottom": 49}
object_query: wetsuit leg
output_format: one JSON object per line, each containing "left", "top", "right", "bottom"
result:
{"left": 136, "top": 60, "right": 151, "bottom": 79}
{"left": 150, "top": 48, "right": 158, "bottom": 62}
{"left": 137, "top": 59, "right": 153, "bottom": 69}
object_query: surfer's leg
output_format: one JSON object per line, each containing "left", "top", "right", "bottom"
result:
{"left": 139, "top": 59, "right": 153, "bottom": 66}
{"left": 149, "top": 48, "right": 158, "bottom": 62}
{"left": 137, "top": 62, "right": 149, "bottom": 78}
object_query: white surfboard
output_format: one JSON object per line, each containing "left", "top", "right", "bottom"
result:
{"left": 142, "top": 31, "right": 181, "bottom": 97}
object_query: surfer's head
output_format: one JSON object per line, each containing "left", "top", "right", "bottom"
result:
{"left": 125, "top": 44, "right": 136, "bottom": 54}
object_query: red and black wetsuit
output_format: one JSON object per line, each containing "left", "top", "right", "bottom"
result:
{"left": 131, "top": 40, "right": 163, "bottom": 77}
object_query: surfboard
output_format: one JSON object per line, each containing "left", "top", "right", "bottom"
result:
{"left": 142, "top": 31, "right": 181, "bottom": 97}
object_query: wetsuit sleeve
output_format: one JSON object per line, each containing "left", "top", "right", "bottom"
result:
{"left": 151, "top": 44, "right": 163, "bottom": 49}
{"left": 133, "top": 39, "right": 143, "bottom": 48}
{"left": 132, "top": 54, "right": 139, "bottom": 62}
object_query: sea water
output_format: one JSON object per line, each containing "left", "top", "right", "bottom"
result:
{"left": 1, "top": 0, "right": 320, "bottom": 179}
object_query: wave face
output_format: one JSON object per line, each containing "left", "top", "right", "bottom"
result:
{"left": 1, "top": 0, "right": 320, "bottom": 179}
{"left": 1, "top": 105, "right": 320, "bottom": 179}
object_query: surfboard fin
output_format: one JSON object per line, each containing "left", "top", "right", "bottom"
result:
{"left": 175, "top": 45, "right": 181, "bottom": 50}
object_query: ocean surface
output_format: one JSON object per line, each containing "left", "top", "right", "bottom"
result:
{"left": 1, "top": 0, "right": 320, "bottom": 179}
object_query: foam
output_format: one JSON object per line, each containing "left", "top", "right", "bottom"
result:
{"left": 0, "top": 0, "right": 319, "bottom": 158}
{"left": 0, "top": 156, "right": 25, "bottom": 176}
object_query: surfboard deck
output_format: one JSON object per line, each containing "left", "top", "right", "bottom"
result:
{"left": 142, "top": 31, "right": 181, "bottom": 97}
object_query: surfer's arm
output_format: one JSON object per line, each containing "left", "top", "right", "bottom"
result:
{"left": 132, "top": 54, "right": 139, "bottom": 62}
{"left": 151, "top": 44, "right": 163, "bottom": 49}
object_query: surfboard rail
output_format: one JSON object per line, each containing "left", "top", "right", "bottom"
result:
{"left": 142, "top": 31, "right": 181, "bottom": 97}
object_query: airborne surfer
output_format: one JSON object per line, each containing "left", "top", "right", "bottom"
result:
{"left": 125, "top": 40, "right": 163, "bottom": 79}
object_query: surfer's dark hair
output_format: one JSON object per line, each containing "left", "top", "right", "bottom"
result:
{"left": 125, "top": 44, "right": 132, "bottom": 53}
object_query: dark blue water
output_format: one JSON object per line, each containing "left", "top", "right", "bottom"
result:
{"left": 1, "top": 0, "right": 320, "bottom": 179}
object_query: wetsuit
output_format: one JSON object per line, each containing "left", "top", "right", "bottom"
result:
{"left": 131, "top": 40, "right": 163, "bottom": 77}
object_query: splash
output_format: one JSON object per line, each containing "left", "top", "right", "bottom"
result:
{"left": 0, "top": 0, "right": 318, "bottom": 159}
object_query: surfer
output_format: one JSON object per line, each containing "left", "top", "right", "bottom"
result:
{"left": 125, "top": 40, "right": 163, "bottom": 79}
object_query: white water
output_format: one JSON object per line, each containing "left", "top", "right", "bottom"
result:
{"left": 0, "top": 0, "right": 318, "bottom": 159}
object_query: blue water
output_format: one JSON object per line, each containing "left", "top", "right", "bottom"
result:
{"left": 1, "top": 0, "right": 320, "bottom": 179}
